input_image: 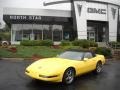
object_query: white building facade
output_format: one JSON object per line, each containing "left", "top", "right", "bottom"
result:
{"left": 73, "top": 0, "right": 120, "bottom": 42}
{"left": 3, "top": 0, "right": 120, "bottom": 44}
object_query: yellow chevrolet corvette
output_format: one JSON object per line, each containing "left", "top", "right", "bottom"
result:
{"left": 25, "top": 50, "right": 105, "bottom": 84}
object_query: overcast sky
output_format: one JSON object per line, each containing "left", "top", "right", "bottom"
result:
{"left": 0, "top": 0, "right": 71, "bottom": 9}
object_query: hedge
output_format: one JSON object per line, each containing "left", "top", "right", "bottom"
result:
{"left": 108, "top": 42, "right": 120, "bottom": 49}
{"left": 60, "top": 40, "right": 72, "bottom": 46}
{"left": 20, "top": 40, "right": 53, "bottom": 46}
{"left": 95, "top": 47, "right": 112, "bottom": 57}
{"left": 72, "top": 39, "right": 98, "bottom": 48}
{"left": 20, "top": 39, "right": 98, "bottom": 48}
{"left": 40, "top": 40, "right": 53, "bottom": 46}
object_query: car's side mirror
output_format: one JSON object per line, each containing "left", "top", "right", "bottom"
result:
{"left": 84, "top": 58, "right": 88, "bottom": 61}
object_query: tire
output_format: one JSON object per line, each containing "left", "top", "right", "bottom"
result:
{"left": 62, "top": 68, "right": 75, "bottom": 84}
{"left": 1, "top": 41, "right": 9, "bottom": 47}
{"left": 94, "top": 62, "right": 102, "bottom": 74}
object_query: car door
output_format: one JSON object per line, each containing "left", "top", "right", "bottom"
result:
{"left": 82, "top": 52, "right": 96, "bottom": 73}
{"left": 74, "top": 52, "right": 94, "bottom": 75}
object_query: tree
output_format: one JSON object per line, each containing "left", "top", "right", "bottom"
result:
{"left": 0, "top": 24, "right": 11, "bottom": 41}
{"left": 3, "top": 24, "right": 10, "bottom": 31}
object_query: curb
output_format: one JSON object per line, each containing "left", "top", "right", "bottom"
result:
{"left": 0, "top": 58, "right": 32, "bottom": 61}
{"left": 0, "top": 58, "right": 118, "bottom": 61}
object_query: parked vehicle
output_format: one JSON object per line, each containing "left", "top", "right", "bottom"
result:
{"left": 0, "top": 40, "right": 10, "bottom": 46}
{"left": 25, "top": 50, "right": 105, "bottom": 84}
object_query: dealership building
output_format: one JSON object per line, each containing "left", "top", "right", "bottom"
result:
{"left": 3, "top": 0, "right": 120, "bottom": 44}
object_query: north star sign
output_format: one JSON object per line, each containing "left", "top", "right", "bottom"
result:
{"left": 87, "top": 8, "right": 107, "bottom": 14}
{"left": 10, "top": 15, "right": 42, "bottom": 20}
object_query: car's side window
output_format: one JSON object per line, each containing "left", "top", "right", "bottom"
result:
{"left": 84, "top": 52, "right": 93, "bottom": 59}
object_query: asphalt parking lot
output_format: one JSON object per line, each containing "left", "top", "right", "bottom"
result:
{"left": 0, "top": 59, "right": 120, "bottom": 90}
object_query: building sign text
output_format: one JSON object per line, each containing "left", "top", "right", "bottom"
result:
{"left": 87, "top": 8, "right": 106, "bottom": 14}
{"left": 10, "top": 15, "right": 41, "bottom": 20}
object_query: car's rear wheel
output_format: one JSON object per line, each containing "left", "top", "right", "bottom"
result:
{"left": 62, "top": 68, "right": 75, "bottom": 84}
{"left": 94, "top": 62, "right": 102, "bottom": 74}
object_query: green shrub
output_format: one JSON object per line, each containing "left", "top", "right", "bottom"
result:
{"left": 72, "top": 39, "right": 98, "bottom": 48}
{"left": 20, "top": 40, "right": 29, "bottom": 46}
{"left": 40, "top": 40, "right": 53, "bottom": 46}
{"left": 109, "top": 41, "right": 120, "bottom": 45}
{"left": 95, "top": 47, "right": 112, "bottom": 57}
{"left": 60, "top": 46, "right": 80, "bottom": 50}
{"left": 20, "top": 40, "right": 53, "bottom": 46}
{"left": 0, "top": 32, "right": 11, "bottom": 41}
{"left": 89, "top": 41, "right": 98, "bottom": 47}
{"left": 82, "top": 40, "right": 90, "bottom": 48}
{"left": 108, "top": 41, "right": 120, "bottom": 49}
{"left": 72, "top": 40, "right": 82, "bottom": 46}
{"left": 20, "top": 40, "right": 41, "bottom": 46}
{"left": 60, "top": 40, "right": 71, "bottom": 46}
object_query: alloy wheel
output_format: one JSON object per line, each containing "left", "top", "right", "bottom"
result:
{"left": 63, "top": 68, "right": 75, "bottom": 84}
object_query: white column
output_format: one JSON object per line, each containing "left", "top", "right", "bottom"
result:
{"left": 52, "top": 28, "right": 53, "bottom": 41}
{"left": 62, "top": 27, "right": 63, "bottom": 40}
{"left": 31, "top": 24, "right": 34, "bottom": 40}
{"left": 108, "top": 4, "right": 118, "bottom": 42}
{"left": 11, "top": 24, "right": 16, "bottom": 44}
{"left": 42, "top": 25, "right": 43, "bottom": 40}
{"left": 73, "top": 1, "right": 87, "bottom": 39}
{"left": 11, "top": 24, "right": 13, "bottom": 44}
{"left": 22, "top": 24, "right": 23, "bottom": 41}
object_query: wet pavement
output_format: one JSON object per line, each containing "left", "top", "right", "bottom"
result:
{"left": 0, "top": 59, "right": 120, "bottom": 90}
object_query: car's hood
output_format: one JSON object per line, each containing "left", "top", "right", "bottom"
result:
{"left": 26, "top": 58, "right": 78, "bottom": 75}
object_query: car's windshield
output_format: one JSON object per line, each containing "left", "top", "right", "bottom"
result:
{"left": 58, "top": 51, "right": 84, "bottom": 60}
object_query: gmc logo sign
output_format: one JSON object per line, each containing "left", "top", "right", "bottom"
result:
{"left": 87, "top": 8, "right": 106, "bottom": 14}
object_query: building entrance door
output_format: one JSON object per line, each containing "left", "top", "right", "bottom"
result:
{"left": 87, "top": 31, "right": 95, "bottom": 41}
{"left": 87, "top": 21, "right": 108, "bottom": 42}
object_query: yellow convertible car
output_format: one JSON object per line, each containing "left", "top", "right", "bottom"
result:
{"left": 25, "top": 50, "right": 105, "bottom": 84}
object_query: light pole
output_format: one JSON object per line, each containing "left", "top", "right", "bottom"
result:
{"left": 43, "top": 0, "right": 71, "bottom": 6}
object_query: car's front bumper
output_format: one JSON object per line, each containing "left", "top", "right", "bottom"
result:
{"left": 25, "top": 70, "right": 62, "bottom": 82}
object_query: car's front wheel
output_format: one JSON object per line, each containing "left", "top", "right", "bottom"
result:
{"left": 62, "top": 68, "right": 75, "bottom": 84}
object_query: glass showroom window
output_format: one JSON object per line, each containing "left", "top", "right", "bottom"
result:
{"left": 33, "top": 24, "right": 43, "bottom": 40}
{"left": 22, "top": 24, "right": 33, "bottom": 40}
{"left": 43, "top": 25, "right": 52, "bottom": 40}
{"left": 12, "top": 24, "right": 22, "bottom": 41}
{"left": 53, "top": 25, "right": 63, "bottom": 41}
